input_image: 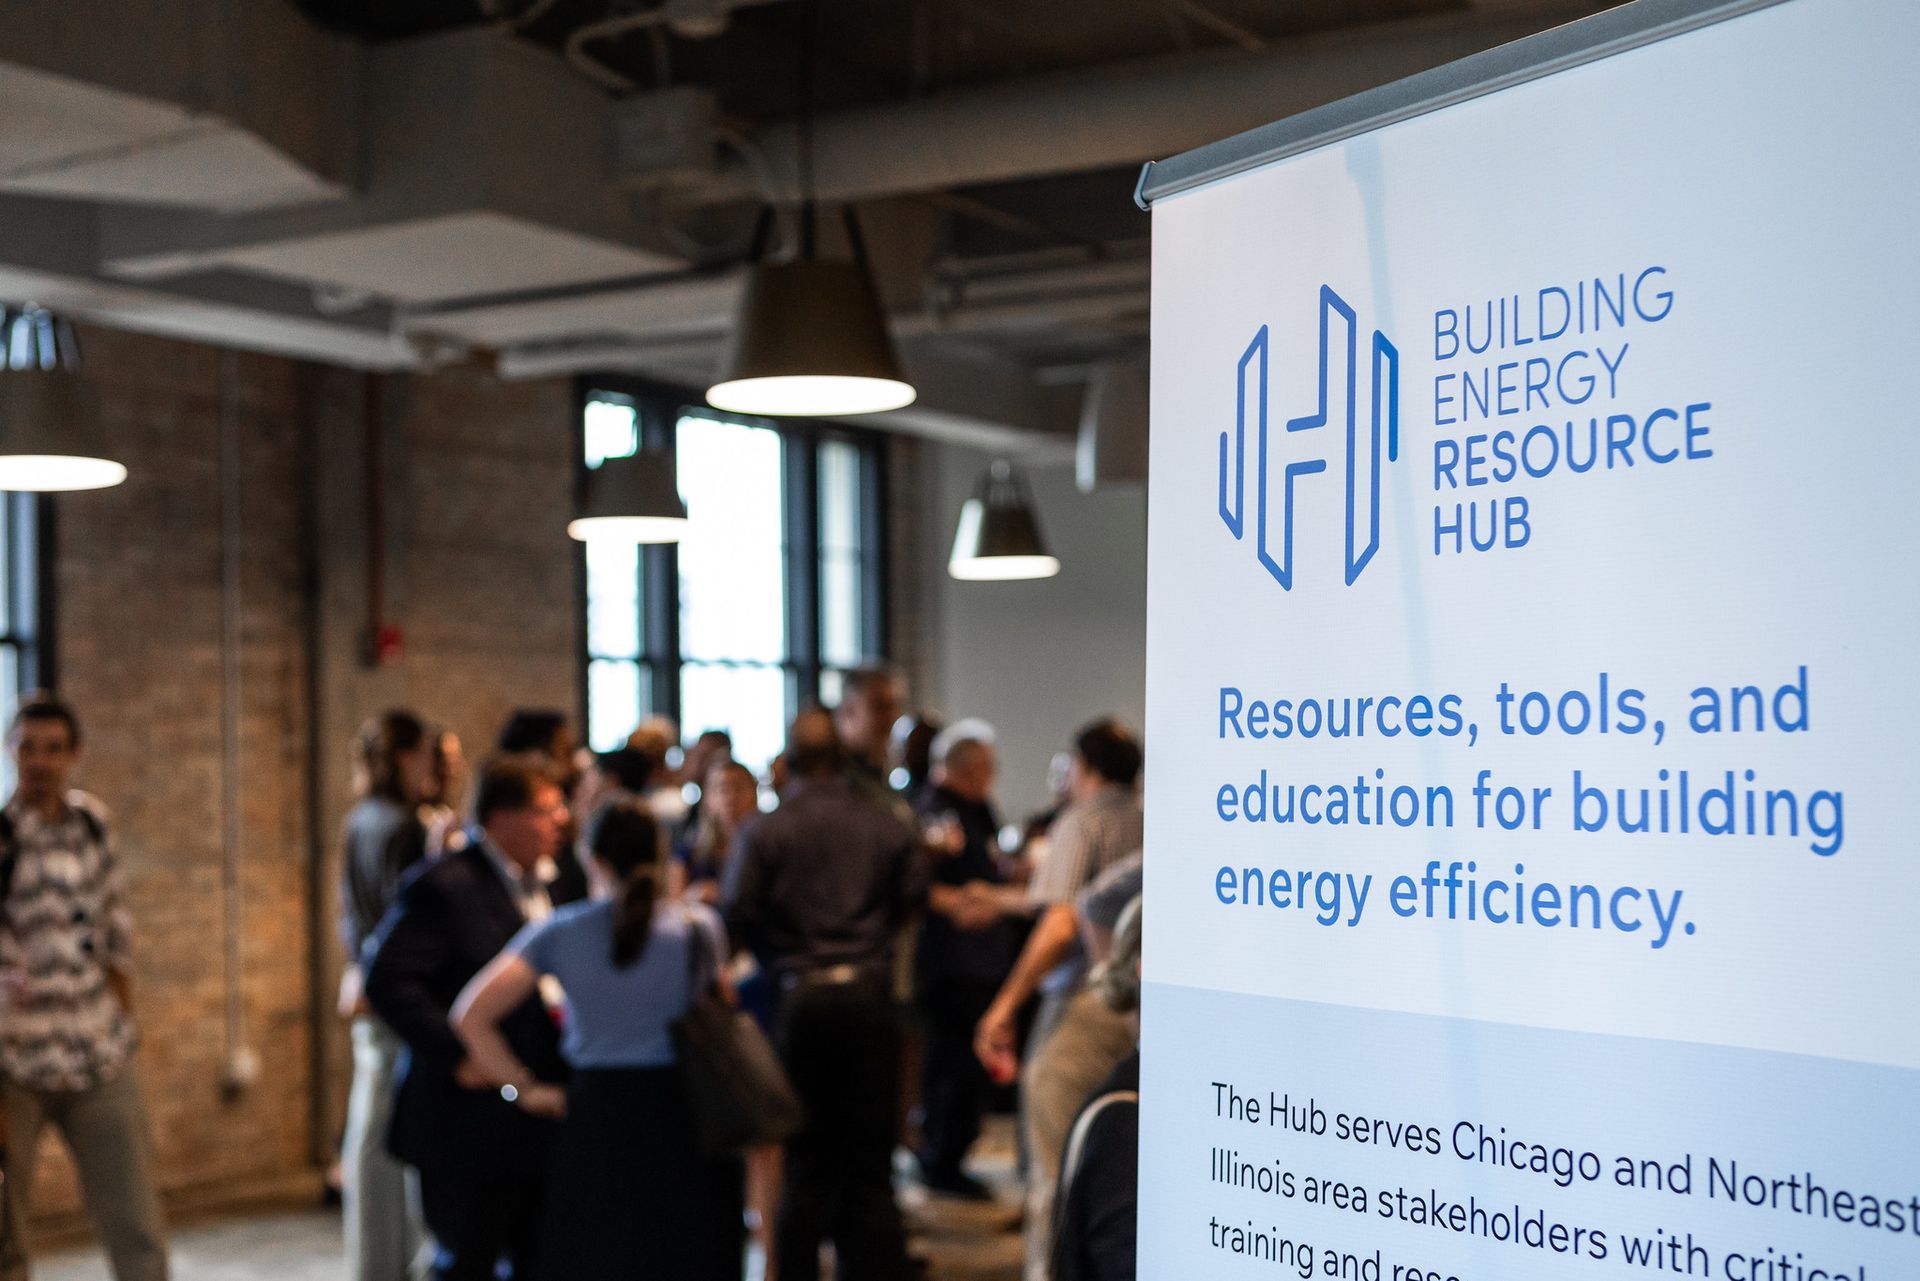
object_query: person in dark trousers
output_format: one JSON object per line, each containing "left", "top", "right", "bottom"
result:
{"left": 0, "top": 695, "right": 169, "bottom": 1281}
{"left": 722, "top": 709, "right": 928, "bottom": 1281}
{"left": 913, "top": 721, "right": 1020, "bottom": 1200}
{"left": 675, "top": 755, "right": 781, "bottom": 1266}
{"left": 1050, "top": 896, "right": 1142, "bottom": 1281}
{"left": 454, "top": 796, "right": 743, "bottom": 1281}
{"left": 338, "top": 709, "right": 437, "bottom": 1281}
{"left": 363, "top": 754, "right": 571, "bottom": 1281}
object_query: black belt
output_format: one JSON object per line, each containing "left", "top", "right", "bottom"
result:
{"left": 780, "top": 962, "right": 888, "bottom": 992}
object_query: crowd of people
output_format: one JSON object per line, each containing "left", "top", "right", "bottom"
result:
{"left": 0, "top": 670, "right": 1145, "bottom": 1281}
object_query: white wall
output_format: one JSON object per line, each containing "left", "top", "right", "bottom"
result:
{"left": 915, "top": 443, "right": 1147, "bottom": 817}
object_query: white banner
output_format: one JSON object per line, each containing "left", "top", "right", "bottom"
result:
{"left": 1141, "top": 0, "right": 1920, "bottom": 1277}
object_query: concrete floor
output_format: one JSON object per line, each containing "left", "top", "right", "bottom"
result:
{"left": 38, "top": 1214, "right": 345, "bottom": 1281}
{"left": 37, "top": 1126, "right": 1026, "bottom": 1281}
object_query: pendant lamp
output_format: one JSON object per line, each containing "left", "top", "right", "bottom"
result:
{"left": 706, "top": 207, "right": 914, "bottom": 418}
{"left": 0, "top": 307, "right": 126, "bottom": 492}
{"left": 948, "top": 460, "right": 1059, "bottom": 581}
{"left": 568, "top": 449, "right": 689, "bottom": 543}
{"left": 706, "top": 10, "right": 912, "bottom": 419}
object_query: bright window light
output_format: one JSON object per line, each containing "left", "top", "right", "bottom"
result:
{"left": 583, "top": 396, "right": 639, "bottom": 467}
{"left": 674, "top": 414, "right": 788, "bottom": 772}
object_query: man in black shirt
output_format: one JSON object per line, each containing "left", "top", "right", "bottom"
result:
{"left": 914, "top": 721, "right": 1020, "bottom": 1199}
{"left": 724, "top": 709, "right": 927, "bottom": 1281}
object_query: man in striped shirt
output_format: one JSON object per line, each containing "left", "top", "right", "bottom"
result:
{"left": 0, "top": 694, "right": 168, "bottom": 1281}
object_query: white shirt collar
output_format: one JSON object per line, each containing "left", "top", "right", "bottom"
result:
{"left": 478, "top": 836, "right": 554, "bottom": 916}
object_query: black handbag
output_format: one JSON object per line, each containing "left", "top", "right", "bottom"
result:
{"left": 670, "top": 913, "right": 805, "bottom": 1156}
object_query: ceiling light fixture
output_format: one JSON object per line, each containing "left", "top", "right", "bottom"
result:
{"left": 568, "top": 449, "right": 689, "bottom": 543}
{"left": 706, "top": 247, "right": 915, "bottom": 418}
{"left": 949, "top": 460, "right": 1059, "bottom": 581}
{"left": 705, "top": 1, "right": 913, "bottom": 419}
{"left": 0, "top": 306, "right": 127, "bottom": 493}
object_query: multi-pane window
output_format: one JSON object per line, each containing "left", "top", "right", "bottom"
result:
{"left": 818, "top": 441, "right": 865, "bottom": 668}
{"left": 583, "top": 394, "right": 650, "bottom": 753}
{"left": 580, "top": 385, "right": 887, "bottom": 771}
{"left": 0, "top": 494, "right": 43, "bottom": 795}
{"left": 674, "top": 413, "right": 789, "bottom": 773}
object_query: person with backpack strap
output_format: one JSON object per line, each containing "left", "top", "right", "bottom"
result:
{"left": 0, "top": 693, "right": 169, "bottom": 1281}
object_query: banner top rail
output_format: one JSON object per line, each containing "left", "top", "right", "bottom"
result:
{"left": 1134, "top": 0, "right": 1789, "bottom": 211}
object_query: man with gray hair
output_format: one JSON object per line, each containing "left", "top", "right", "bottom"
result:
{"left": 913, "top": 719, "right": 1019, "bottom": 1199}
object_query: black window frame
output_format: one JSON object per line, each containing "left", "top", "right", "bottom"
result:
{"left": 0, "top": 493, "right": 50, "bottom": 795}
{"left": 0, "top": 493, "right": 48, "bottom": 689}
{"left": 574, "top": 375, "right": 891, "bottom": 748}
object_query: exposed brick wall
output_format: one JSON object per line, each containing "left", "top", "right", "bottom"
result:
{"left": 21, "top": 331, "right": 580, "bottom": 1239}
{"left": 307, "top": 364, "right": 581, "bottom": 1155}
{"left": 38, "top": 331, "right": 318, "bottom": 1221}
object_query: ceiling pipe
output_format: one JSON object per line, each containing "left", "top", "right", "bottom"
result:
{"left": 565, "top": 10, "right": 668, "bottom": 91}
{"left": 404, "top": 252, "right": 1149, "bottom": 352}
{"left": 0, "top": 0, "right": 1601, "bottom": 383}
{"left": 683, "top": 4, "right": 1603, "bottom": 205}
{"left": 566, "top": 0, "right": 791, "bottom": 89}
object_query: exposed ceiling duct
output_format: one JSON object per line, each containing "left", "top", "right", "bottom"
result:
{"left": 679, "top": 7, "right": 1599, "bottom": 207}
{"left": 96, "top": 30, "right": 683, "bottom": 297}
{"left": 0, "top": 0, "right": 350, "bottom": 213}
{"left": 0, "top": 0, "right": 1609, "bottom": 447}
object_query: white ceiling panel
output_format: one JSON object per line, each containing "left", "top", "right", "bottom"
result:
{"left": 208, "top": 211, "right": 681, "bottom": 305}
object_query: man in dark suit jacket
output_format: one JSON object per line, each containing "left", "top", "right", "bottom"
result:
{"left": 364, "top": 754, "right": 570, "bottom": 1281}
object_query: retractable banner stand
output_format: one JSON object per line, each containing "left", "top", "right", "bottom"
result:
{"left": 1138, "top": 1, "right": 1919, "bottom": 1279}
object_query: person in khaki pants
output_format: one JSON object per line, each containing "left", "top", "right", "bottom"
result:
{"left": 0, "top": 694, "right": 168, "bottom": 1281}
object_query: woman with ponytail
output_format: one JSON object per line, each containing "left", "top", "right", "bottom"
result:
{"left": 453, "top": 797, "right": 745, "bottom": 1280}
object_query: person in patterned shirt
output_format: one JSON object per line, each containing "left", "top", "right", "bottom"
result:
{"left": 0, "top": 694, "right": 168, "bottom": 1281}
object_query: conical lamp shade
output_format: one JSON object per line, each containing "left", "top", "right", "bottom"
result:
{"left": 707, "top": 259, "right": 915, "bottom": 417}
{"left": 0, "top": 309, "right": 125, "bottom": 492}
{"left": 568, "top": 450, "right": 688, "bottom": 543}
{"left": 948, "top": 461, "right": 1059, "bottom": 581}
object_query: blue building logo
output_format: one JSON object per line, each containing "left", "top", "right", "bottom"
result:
{"left": 1219, "top": 286, "right": 1400, "bottom": 588}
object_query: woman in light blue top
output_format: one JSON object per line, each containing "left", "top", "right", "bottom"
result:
{"left": 455, "top": 797, "right": 744, "bottom": 1281}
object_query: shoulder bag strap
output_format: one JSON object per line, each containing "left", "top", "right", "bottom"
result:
{"left": 0, "top": 811, "right": 16, "bottom": 919}
{"left": 682, "top": 907, "right": 714, "bottom": 998}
